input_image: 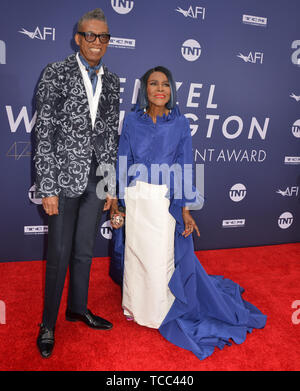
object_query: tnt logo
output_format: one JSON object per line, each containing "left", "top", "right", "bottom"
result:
{"left": 0, "top": 40, "right": 6, "bottom": 64}
{"left": 0, "top": 300, "right": 5, "bottom": 324}
{"left": 181, "top": 39, "right": 201, "bottom": 62}
{"left": 111, "top": 0, "right": 134, "bottom": 14}
{"left": 28, "top": 185, "right": 42, "bottom": 205}
{"left": 101, "top": 220, "right": 113, "bottom": 240}
{"left": 278, "top": 212, "right": 293, "bottom": 229}
{"left": 19, "top": 27, "right": 56, "bottom": 41}
{"left": 292, "top": 119, "right": 300, "bottom": 138}
{"left": 229, "top": 184, "right": 247, "bottom": 202}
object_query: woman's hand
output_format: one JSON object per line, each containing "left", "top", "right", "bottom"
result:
{"left": 110, "top": 198, "right": 125, "bottom": 229}
{"left": 182, "top": 208, "right": 200, "bottom": 238}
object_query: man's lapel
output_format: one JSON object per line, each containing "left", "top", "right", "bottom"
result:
{"left": 66, "top": 54, "right": 92, "bottom": 129}
{"left": 94, "top": 65, "right": 110, "bottom": 135}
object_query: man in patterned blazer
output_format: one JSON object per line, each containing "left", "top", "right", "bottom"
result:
{"left": 34, "top": 8, "right": 120, "bottom": 358}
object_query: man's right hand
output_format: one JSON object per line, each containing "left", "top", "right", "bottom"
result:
{"left": 42, "top": 196, "right": 59, "bottom": 215}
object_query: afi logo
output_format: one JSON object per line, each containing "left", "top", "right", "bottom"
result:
{"left": 291, "top": 40, "right": 300, "bottom": 66}
{"left": 111, "top": 0, "right": 134, "bottom": 14}
{"left": 276, "top": 187, "right": 299, "bottom": 197}
{"left": 237, "top": 52, "right": 264, "bottom": 64}
{"left": 229, "top": 184, "right": 247, "bottom": 202}
{"left": 6, "top": 106, "right": 36, "bottom": 133}
{"left": 0, "top": 40, "right": 6, "bottom": 64}
{"left": 292, "top": 119, "right": 300, "bottom": 138}
{"left": 181, "top": 39, "right": 201, "bottom": 62}
{"left": 175, "top": 6, "right": 205, "bottom": 20}
{"left": 19, "top": 27, "right": 56, "bottom": 41}
{"left": 290, "top": 93, "right": 300, "bottom": 102}
{"left": 278, "top": 212, "right": 293, "bottom": 229}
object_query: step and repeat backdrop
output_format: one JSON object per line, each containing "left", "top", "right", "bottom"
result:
{"left": 0, "top": 0, "right": 299, "bottom": 261}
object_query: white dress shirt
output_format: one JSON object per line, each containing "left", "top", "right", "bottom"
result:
{"left": 76, "top": 52, "right": 103, "bottom": 129}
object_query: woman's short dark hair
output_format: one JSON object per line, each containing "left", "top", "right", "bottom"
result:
{"left": 137, "top": 66, "right": 177, "bottom": 110}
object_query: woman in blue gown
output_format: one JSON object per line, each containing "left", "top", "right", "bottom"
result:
{"left": 110, "top": 66, "right": 267, "bottom": 360}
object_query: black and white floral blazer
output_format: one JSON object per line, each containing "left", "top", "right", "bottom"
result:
{"left": 34, "top": 53, "right": 120, "bottom": 198}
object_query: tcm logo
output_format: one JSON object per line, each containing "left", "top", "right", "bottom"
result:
{"left": 292, "top": 300, "right": 300, "bottom": 325}
{"left": 0, "top": 40, "right": 6, "bottom": 64}
{"left": 284, "top": 156, "right": 300, "bottom": 165}
{"left": 181, "top": 39, "right": 201, "bottom": 62}
{"left": 111, "top": 0, "right": 134, "bottom": 14}
{"left": 19, "top": 26, "right": 56, "bottom": 41}
{"left": 109, "top": 37, "right": 136, "bottom": 49}
{"left": 24, "top": 226, "right": 48, "bottom": 235}
{"left": 6, "top": 106, "right": 36, "bottom": 133}
{"left": 291, "top": 40, "right": 300, "bottom": 66}
{"left": 242, "top": 14, "right": 267, "bottom": 27}
{"left": 292, "top": 119, "right": 300, "bottom": 138}
{"left": 229, "top": 184, "right": 247, "bottom": 202}
{"left": 278, "top": 212, "right": 293, "bottom": 229}
{"left": 101, "top": 220, "right": 113, "bottom": 240}
{"left": 0, "top": 300, "right": 5, "bottom": 325}
{"left": 222, "top": 219, "right": 245, "bottom": 228}
{"left": 237, "top": 51, "right": 264, "bottom": 64}
{"left": 175, "top": 6, "right": 205, "bottom": 20}
{"left": 28, "top": 185, "right": 42, "bottom": 205}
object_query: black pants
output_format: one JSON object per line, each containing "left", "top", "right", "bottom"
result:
{"left": 42, "top": 160, "right": 105, "bottom": 329}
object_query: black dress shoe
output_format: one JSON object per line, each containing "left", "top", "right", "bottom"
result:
{"left": 65, "top": 308, "right": 113, "bottom": 330}
{"left": 37, "top": 324, "right": 55, "bottom": 358}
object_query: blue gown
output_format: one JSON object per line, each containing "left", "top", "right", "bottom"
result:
{"left": 110, "top": 105, "right": 267, "bottom": 360}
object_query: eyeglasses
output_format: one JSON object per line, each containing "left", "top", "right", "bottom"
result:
{"left": 77, "top": 31, "right": 111, "bottom": 44}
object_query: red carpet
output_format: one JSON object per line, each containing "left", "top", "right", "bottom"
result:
{"left": 0, "top": 243, "right": 299, "bottom": 371}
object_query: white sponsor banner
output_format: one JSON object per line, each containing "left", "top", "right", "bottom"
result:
{"left": 222, "top": 219, "right": 245, "bottom": 228}
{"left": 109, "top": 37, "right": 136, "bottom": 49}
{"left": 24, "top": 226, "right": 48, "bottom": 235}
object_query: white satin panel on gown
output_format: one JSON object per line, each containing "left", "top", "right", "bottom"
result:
{"left": 122, "top": 181, "right": 176, "bottom": 329}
